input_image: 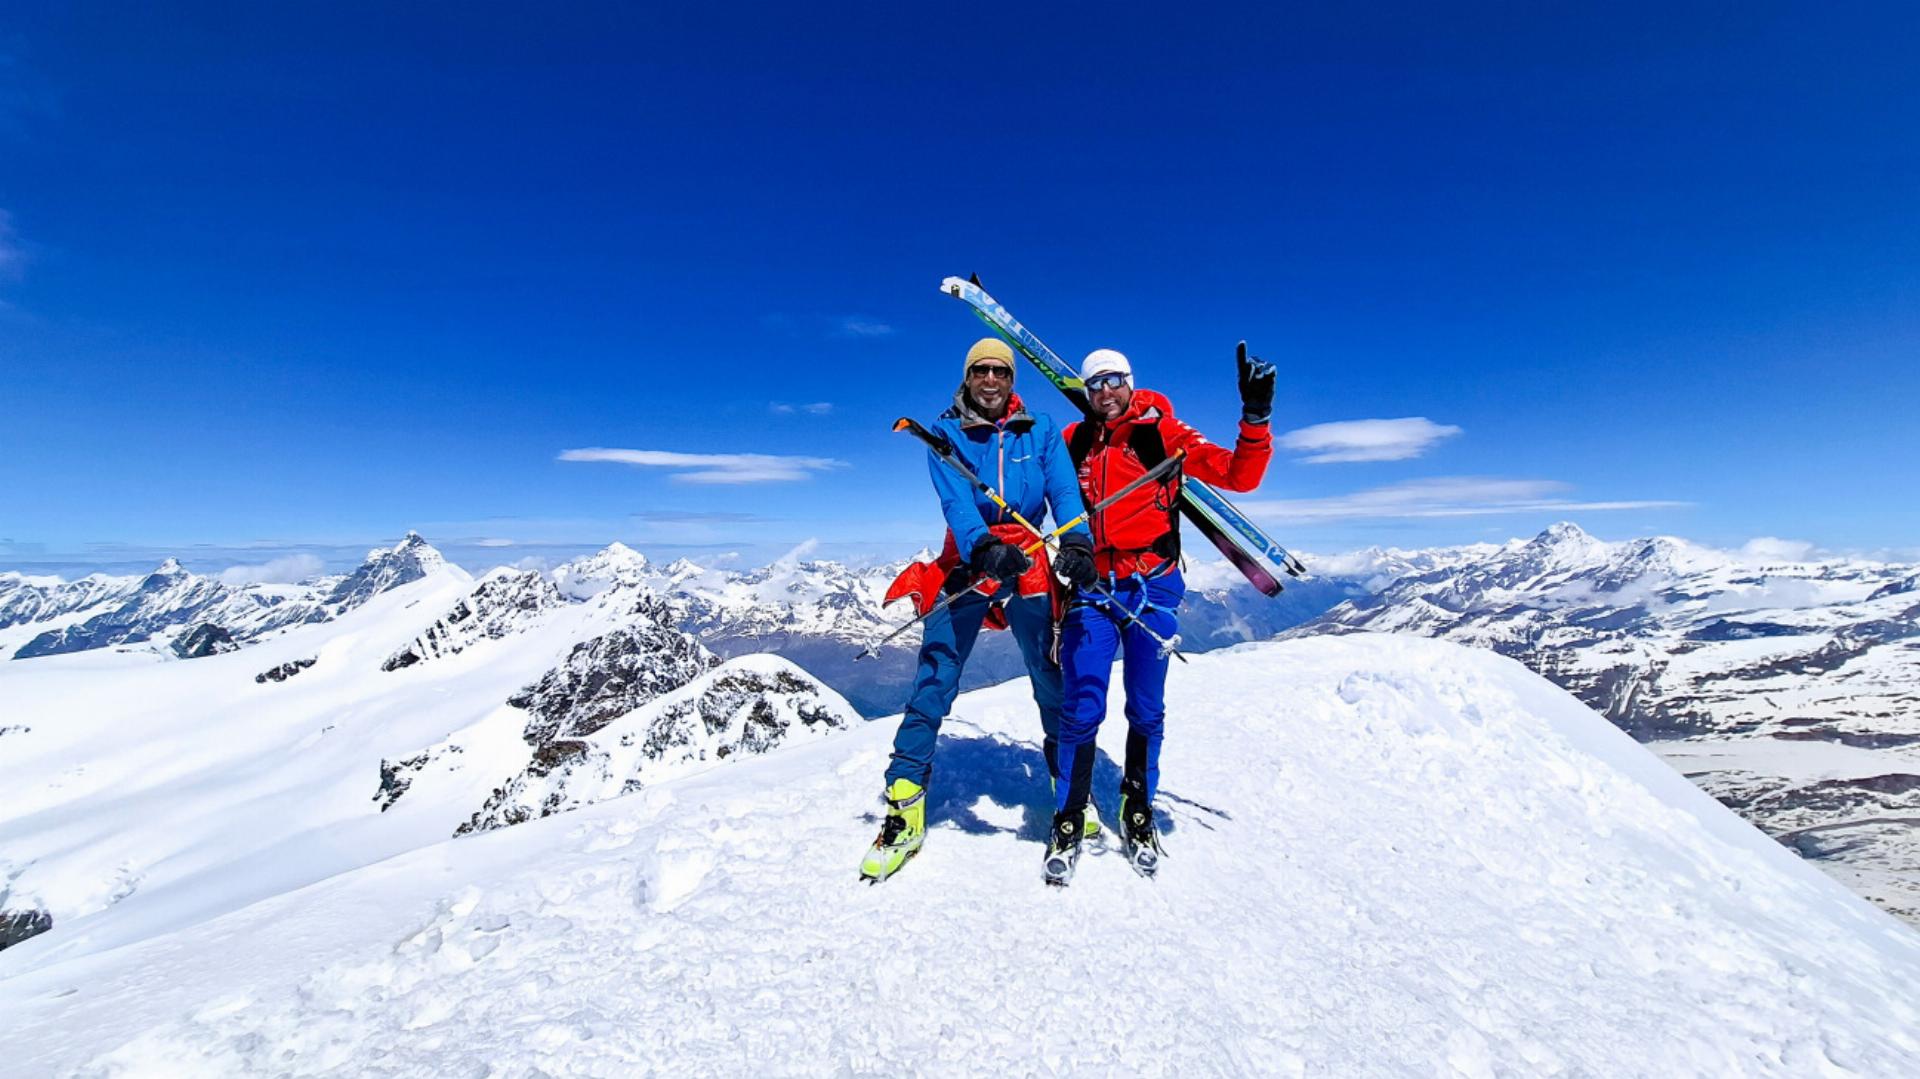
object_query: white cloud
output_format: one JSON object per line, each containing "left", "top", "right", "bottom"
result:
{"left": 218, "top": 553, "right": 325, "bottom": 586}
{"left": 769, "top": 402, "right": 834, "bottom": 416}
{"left": 835, "top": 318, "right": 894, "bottom": 338}
{"left": 1277, "top": 417, "right": 1462, "bottom": 464}
{"left": 1239, "top": 477, "right": 1686, "bottom": 523}
{"left": 1740, "top": 537, "right": 1817, "bottom": 562}
{"left": 559, "top": 447, "right": 846, "bottom": 484}
{"left": 772, "top": 538, "right": 820, "bottom": 567}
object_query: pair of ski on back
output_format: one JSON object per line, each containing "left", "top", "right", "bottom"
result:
{"left": 860, "top": 276, "right": 1305, "bottom": 886}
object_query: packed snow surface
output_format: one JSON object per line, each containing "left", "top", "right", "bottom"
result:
{"left": 4, "top": 635, "right": 1918, "bottom": 1076}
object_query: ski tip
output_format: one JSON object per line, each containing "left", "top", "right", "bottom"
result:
{"left": 891, "top": 417, "right": 914, "bottom": 432}
{"left": 969, "top": 272, "right": 983, "bottom": 287}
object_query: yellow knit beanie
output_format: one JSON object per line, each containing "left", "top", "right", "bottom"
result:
{"left": 964, "top": 337, "right": 1015, "bottom": 375}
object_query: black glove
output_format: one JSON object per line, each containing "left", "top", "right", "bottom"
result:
{"left": 1237, "top": 341, "right": 1276, "bottom": 425}
{"left": 972, "top": 538, "right": 1031, "bottom": 587}
{"left": 1053, "top": 534, "right": 1097, "bottom": 591}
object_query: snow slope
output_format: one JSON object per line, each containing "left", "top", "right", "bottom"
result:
{"left": 0, "top": 561, "right": 854, "bottom": 969}
{"left": 4, "top": 636, "right": 1916, "bottom": 1076}
{"left": 1292, "top": 522, "right": 1920, "bottom": 924}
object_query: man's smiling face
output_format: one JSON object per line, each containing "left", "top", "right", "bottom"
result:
{"left": 966, "top": 359, "right": 1013, "bottom": 415}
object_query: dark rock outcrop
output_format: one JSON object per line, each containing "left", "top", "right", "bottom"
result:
{"left": 172, "top": 623, "right": 238, "bottom": 658}
{"left": 0, "top": 907, "right": 52, "bottom": 953}
{"left": 507, "top": 597, "right": 720, "bottom": 745}
{"left": 255, "top": 657, "right": 317, "bottom": 684}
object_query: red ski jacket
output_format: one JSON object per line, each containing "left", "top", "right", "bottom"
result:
{"left": 1063, "top": 389, "right": 1271, "bottom": 577}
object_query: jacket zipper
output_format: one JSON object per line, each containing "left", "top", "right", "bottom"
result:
{"left": 996, "top": 424, "right": 1006, "bottom": 523}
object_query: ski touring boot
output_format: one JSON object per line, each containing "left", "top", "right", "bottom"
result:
{"left": 1119, "top": 790, "right": 1165, "bottom": 879}
{"left": 859, "top": 778, "right": 927, "bottom": 883}
{"left": 1042, "top": 809, "right": 1084, "bottom": 887}
{"left": 1048, "top": 776, "right": 1101, "bottom": 841}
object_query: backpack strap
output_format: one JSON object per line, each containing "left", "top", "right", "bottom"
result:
{"left": 1126, "top": 421, "right": 1182, "bottom": 565}
{"left": 1067, "top": 419, "right": 1101, "bottom": 469}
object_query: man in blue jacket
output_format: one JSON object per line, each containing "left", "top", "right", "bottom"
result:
{"left": 860, "top": 338, "right": 1097, "bottom": 882}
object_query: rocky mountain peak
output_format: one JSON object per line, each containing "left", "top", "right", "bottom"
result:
{"left": 324, "top": 534, "right": 455, "bottom": 611}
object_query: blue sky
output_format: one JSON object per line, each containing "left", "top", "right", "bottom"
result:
{"left": 2, "top": 3, "right": 1916, "bottom": 577}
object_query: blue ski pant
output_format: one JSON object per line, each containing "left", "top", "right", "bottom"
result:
{"left": 886, "top": 590, "right": 1063, "bottom": 789}
{"left": 1054, "top": 568, "right": 1186, "bottom": 816}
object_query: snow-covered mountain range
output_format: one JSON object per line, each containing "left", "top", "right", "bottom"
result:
{"left": 4, "top": 635, "right": 1917, "bottom": 1074}
{"left": 1291, "top": 522, "right": 1920, "bottom": 923}
{"left": 0, "top": 535, "right": 1364, "bottom": 715}
{"left": 0, "top": 533, "right": 450, "bottom": 661}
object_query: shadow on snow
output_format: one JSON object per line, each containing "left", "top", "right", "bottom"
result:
{"left": 856, "top": 720, "right": 1232, "bottom": 846}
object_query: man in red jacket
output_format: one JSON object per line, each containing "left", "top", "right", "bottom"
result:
{"left": 1045, "top": 344, "right": 1276, "bottom": 882}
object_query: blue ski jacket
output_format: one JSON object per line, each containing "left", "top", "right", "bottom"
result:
{"left": 929, "top": 390, "right": 1089, "bottom": 558}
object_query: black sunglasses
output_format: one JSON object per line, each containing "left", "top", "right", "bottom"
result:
{"left": 968, "top": 363, "right": 1014, "bottom": 380}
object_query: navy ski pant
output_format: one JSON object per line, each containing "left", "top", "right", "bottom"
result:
{"left": 885, "top": 590, "right": 1063, "bottom": 789}
{"left": 1054, "top": 568, "right": 1186, "bottom": 815}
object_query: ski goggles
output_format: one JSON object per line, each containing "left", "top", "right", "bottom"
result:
{"left": 967, "top": 363, "right": 1014, "bottom": 380}
{"left": 1084, "top": 372, "right": 1130, "bottom": 392}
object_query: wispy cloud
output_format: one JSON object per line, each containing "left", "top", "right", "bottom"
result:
{"left": 1277, "top": 417, "right": 1462, "bottom": 464}
{"left": 769, "top": 401, "right": 835, "bottom": 416}
{"left": 1240, "top": 477, "right": 1687, "bottom": 523}
{"left": 559, "top": 447, "right": 846, "bottom": 484}
{"left": 834, "top": 318, "right": 894, "bottom": 338}
{"left": 217, "top": 553, "right": 326, "bottom": 586}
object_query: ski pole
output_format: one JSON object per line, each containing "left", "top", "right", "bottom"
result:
{"left": 892, "top": 417, "right": 1187, "bottom": 662}
{"left": 856, "top": 447, "right": 1188, "bottom": 660}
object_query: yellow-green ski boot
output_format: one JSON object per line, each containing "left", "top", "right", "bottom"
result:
{"left": 859, "top": 778, "right": 926, "bottom": 883}
{"left": 1048, "top": 776, "right": 1101, "bottom": 840}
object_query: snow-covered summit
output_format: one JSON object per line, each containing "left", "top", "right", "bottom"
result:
{"left": 3, "top": 635, "right": 1917, "bottom": 1074}
{"left": 552, "top": 541, "right": 653, "bottom": 600}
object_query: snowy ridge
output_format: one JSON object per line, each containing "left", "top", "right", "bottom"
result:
{"left": 381, "top": 569, "right": 565, "bottom": 671}
{"left": 456, "top": 654, "right": 854, "bottom": 834}
{"left": 3, "top": 636, "right": 1917, "bottom": 1074}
